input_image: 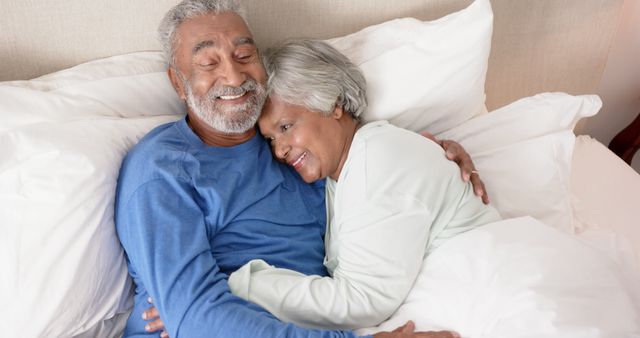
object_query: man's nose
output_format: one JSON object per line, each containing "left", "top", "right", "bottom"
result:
{"left": 219, "top": 58, "right": 246, "bottom": 87}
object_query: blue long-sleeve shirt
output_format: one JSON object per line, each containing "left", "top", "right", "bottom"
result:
{"left": 115, "top": 118, "right": 360, "bottom": 338}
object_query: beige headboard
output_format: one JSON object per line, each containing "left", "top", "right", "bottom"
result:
{"left": 0, "top": 0, "right": 623, "bottom": 110}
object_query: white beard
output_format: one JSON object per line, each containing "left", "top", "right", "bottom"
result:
{"left": 184, "top": 79, "right": 267, "bottom": 134}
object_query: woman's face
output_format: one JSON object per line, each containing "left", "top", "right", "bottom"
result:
{"left": 258, "top": 95, "right": 353, "bottom": 183}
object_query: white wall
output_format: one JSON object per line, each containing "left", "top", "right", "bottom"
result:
{"left": 576, "top": 0, "right": 640, "bottom": 173}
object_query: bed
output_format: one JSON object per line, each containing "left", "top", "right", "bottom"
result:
{"left": 1, "top": 0, "right": 639, "bottom": 337}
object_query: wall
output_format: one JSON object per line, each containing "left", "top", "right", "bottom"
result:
{"left": 576, "top": 0, "right": 640, "bottom": 173}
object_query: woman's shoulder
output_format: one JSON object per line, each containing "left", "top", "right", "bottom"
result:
{"left": 348, "top": 121, "right": 459, "bottom": 185}
{"left": 339, "top": 121, "right": 462, "bottom": 205}
{"left": 354, "top": 121, "right": 445, "bottom": 165}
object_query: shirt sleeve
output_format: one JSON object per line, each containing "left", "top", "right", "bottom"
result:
{"left": 228, "top": 191, "right": 433, "bottom": 329}
{"left": 116, "top": 177, "right": 361, "bottom": 338}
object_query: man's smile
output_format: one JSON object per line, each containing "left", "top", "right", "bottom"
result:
{"left": 218, "top": 92, "right": 245, "bottom": 100}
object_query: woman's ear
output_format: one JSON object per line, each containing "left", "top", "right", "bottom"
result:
{"left": 331, "top": 104, "right": 344, "bottom": 120}
{"left": 168, "top": 68, "right": 187, "bottom": 101}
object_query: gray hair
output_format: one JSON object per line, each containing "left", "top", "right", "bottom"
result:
{"left": 158, "top": 0, "right": 248, "bottom": 67}
{"left": 263, "top": 39, "right": 367, "bottom": 120}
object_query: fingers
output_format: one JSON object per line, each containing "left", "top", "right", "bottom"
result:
{"left": 142, "top": 303, "right": 164, "bottom": 334}
{"left": 374, "top": 327, "right": 459, "bottom": 338}
{"left": 144, "top": 318, "right": 166, "bottom": 333}
{"left": 400, "top": 320, "right": 416, "bottom": 334}
{"left": 416, "top": 331, "right": 461, "bottom": 338}
{"left": 441, "top": 140, "right": 473, "bottom": 181}
{"left": 419, "top": 131, "right": 438, "bottom": 144}
{"left": 141, "top": 306, "right": 160, "bottom": 321}
{"left": 142, "top": 297, "right": 168, "bottom": 336}
{"left": 469, "top": 172, "right": 490, "bottom": 204}
{"left": 440, "top": 140, "right": 454, "bottom": 159}
{"left": 440, "top": 139, "right": 490, "bottom": 205}
{"left": 391, "top": 321, "right": 408, "bottom": 333}
{"left": 390, "top": 320, "right": 415, "bottom": 333}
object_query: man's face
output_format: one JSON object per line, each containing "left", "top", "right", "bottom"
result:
{"left": 171, "top": 12, "right": 267, "bottom": 134}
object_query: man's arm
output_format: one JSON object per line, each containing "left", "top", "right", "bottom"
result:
{"left": 420, "top": 132, "right": 489, "bottom": 204}
{"left": 116, "top": 178, "right": 358, "bottom": 338}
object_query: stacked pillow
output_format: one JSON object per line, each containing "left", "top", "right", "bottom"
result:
{"left": 438, "top": 93, "right": 601, "bottom": 232}
{"left": 329, "top": 0, "right": 492, "bottom": 135}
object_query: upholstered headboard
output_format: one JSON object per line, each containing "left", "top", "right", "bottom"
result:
{"left": 0, "top": 0, "right": 623, "bottom": 110}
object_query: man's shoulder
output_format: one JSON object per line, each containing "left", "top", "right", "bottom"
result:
{"left": 131, "top": 120, "right": 186, "bottom": 156}
{"left": 126, "top": 120, "right": 193, "bottom": 166}
{"left": 118, "top": 120, "right": 190, "bottom": 187}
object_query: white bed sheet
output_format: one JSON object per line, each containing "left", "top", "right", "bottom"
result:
{"left": 355, "top": 216, "right": 640, "bottom": 338}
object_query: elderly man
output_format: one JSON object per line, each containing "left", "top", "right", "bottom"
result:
{"left": 115, "top": 0, "right": 484, "bottom": 337}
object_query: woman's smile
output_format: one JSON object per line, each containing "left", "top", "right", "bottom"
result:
{"left": 290, "top": 151, "right": 308, "bottom": 170}
{"left": 258, "top": 95, "right": 357, "bottom": 183}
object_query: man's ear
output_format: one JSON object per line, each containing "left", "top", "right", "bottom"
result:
{"left": 168, "top": 67, "right": 187, "bottom": 101}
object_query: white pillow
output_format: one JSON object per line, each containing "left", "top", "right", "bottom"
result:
{"left": 0, "top": 115, "right": 180, "bottom": 338}
{"left": 328, "top": 0, "right": 493, "bottom": 135}
{"left": 0, "top": 52, "right": 185, "bottom": 132}
{"left": 0, "top": 52, "right": 185, "bottom": 337}
{"left": 437, "top": 92, "right": 602, "bottom": 232}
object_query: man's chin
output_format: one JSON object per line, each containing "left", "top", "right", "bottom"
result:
{"left": 190, "top": 94, "right": 263, "bottom": 134}
{"left": 220, "top": 123, "right": 256, "bottom": 135}
{"left": 206, "top": 112, "right": 259, "bottom": 134}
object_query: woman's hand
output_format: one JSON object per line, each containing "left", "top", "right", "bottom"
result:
{"left": 373, "top": 320, "right": 460, "bottom": 338}
{"left": 142, "top": 298, "right": 168, "bottom": 338}
{"left": 420, "top": 131, "right": 489, "bottom": 204}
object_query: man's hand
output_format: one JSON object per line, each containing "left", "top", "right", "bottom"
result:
{"left": 142, "top": 298, "right": 168, "bottom": 338}
{"left": 420, "top": 131, "right": 489, "bottom": 204}
{"left": 373, "top": 320, "right": 460, "bottom": 338}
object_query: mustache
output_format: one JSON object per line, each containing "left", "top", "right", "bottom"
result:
{"left": 208, "top": 79, "right": 261, "bottom": 99}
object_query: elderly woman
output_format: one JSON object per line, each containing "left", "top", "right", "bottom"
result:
{"left": 224, "top": 39, "right": 501, "bottom": 330}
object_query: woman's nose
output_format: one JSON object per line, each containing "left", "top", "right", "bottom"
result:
{"left": 274, "top": 140, "right": 290, "bottom": 161}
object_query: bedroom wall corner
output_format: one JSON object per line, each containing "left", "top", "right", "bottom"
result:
{"left": 575, "top": 0, "right": 640, "bottom": 174}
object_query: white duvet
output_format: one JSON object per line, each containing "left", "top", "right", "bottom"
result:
{"left": 356, "top": 216, "right": 640, "bottom": 338}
